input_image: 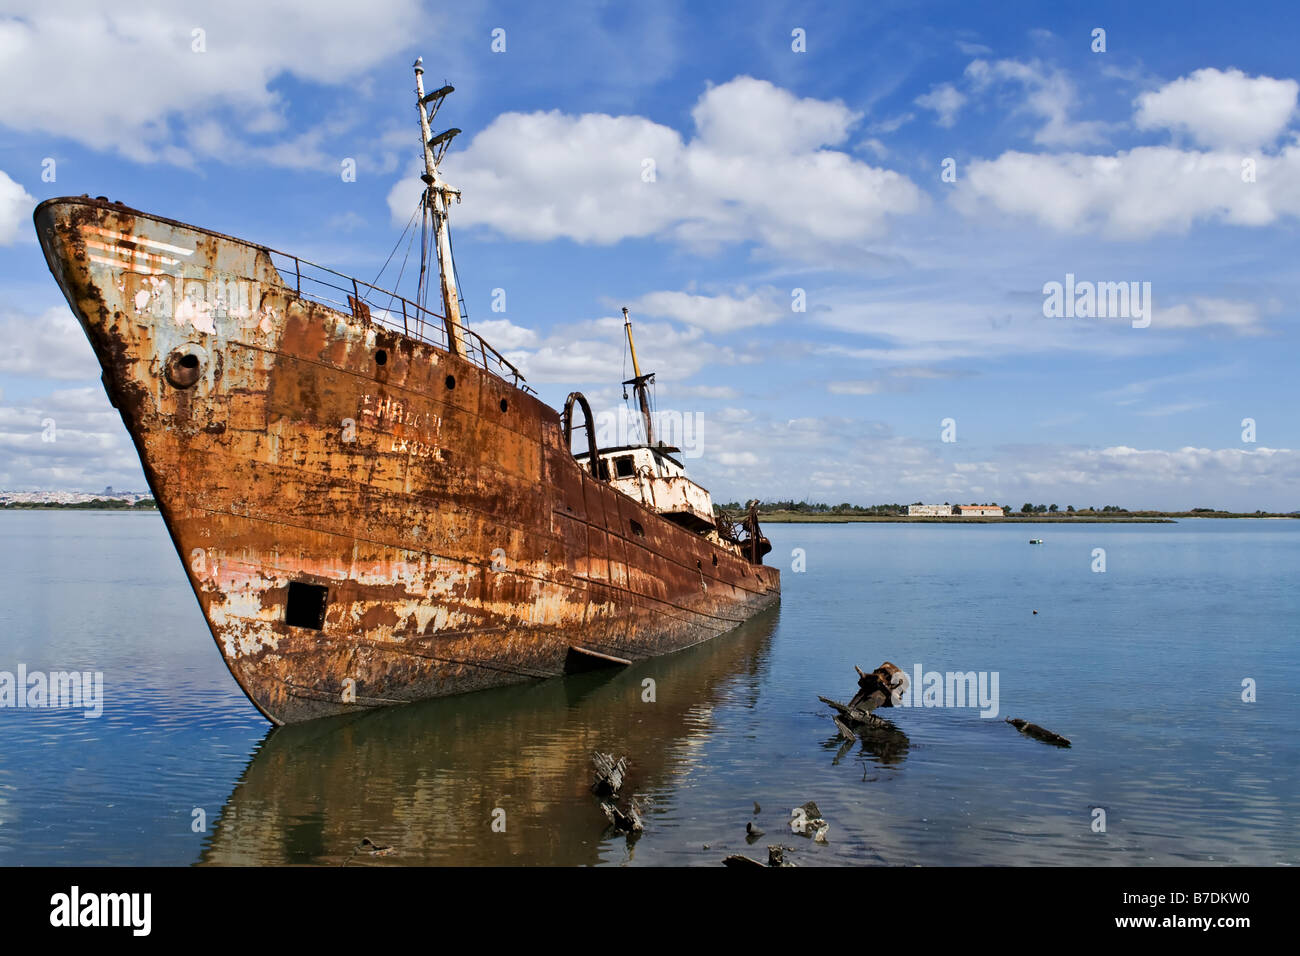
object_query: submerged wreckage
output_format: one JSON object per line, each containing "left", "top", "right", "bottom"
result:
{"left": 34, "top": 59, "right": 778, "bottom": 724}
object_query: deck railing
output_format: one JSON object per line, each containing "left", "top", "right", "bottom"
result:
{"left": 268, "top": 250, "right": 533, "bottom": 394}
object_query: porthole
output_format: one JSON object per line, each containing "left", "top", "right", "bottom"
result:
{"left": 164, "top": 346, "right": 206, "bottom": 389}
{"left": 499, "top": 398, "right": 508, "bottom": 412}
{"left": 712, "top": 554, "right": 718, "bottom": 567}
{"left": 375, "top": 349, "right": 388, "bottom": 366}
{"left": 445, "top": 374, "right": 456, "bottom": 390}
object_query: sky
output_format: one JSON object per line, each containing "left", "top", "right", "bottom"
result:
{"left": 0, "top": 0, "right": 1297, "bottom": 510}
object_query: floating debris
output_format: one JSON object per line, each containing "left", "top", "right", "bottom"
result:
{"left": 357, "top": 837, "right": 394, "bottom": 856}
{"left": 831, "top": 715, "right": 858, "bottom": 741}
{"left": 343, "top": 837, "right": 396, "bottom": 865}
{"left": 600, "top": 799, "right": 644, "bottom": 834}
{"left": 722, "top": 845, "right": 795, "bottom": 867}
{"left": 753, "top": 801, "right": 761, "bottom": 815}
{"left": 591, "top": 751, "right": 628, "bottom": 797}
{"left": 1030, "top": 538, "right": 1043, "bottom": 544}
{"left": 745, "top": 821, "right": 765, "bottom": 843}
{"left": 1005, "top": 717, "right": 1071, "bottom": 748}
{"left": 818, "top": 660, "right": 908, "bottom": 737}
{"left": 766, "top": 845, "right": 795, "bottom": 867}
{"left": 790, "top": 800, "right": 829, "bottom": 842}
{"left": 592, "top": 752, "right": 644, "bottom": 837}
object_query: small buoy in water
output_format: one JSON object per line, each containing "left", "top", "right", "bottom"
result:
{"left": 1029, "top": 538, "right": 1043, "bottom": 544}
{"left": 1032, "top": 610, "right": 1038, "bottom": 615}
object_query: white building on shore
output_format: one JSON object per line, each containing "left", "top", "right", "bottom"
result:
{"left": 906, "top": 503, "right": 955, "bottom": 516}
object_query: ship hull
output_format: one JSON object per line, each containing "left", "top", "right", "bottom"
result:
{"left": 34, "top": 197, "right": 780, "bottom": 724}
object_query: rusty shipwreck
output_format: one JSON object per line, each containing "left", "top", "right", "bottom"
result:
{"left": 33, "top": 60, "right": 779, "bottom": 724}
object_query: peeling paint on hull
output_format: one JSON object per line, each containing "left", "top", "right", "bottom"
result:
{"left": 34, "top": 197, "right": 781, "bottom": 725}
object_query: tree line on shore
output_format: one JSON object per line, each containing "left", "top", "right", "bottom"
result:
{"left": 715, "top": 500, "right": 1295, "bottom": 517}
{"left": 2, "top": 498, "right": 158, "bottom": 510}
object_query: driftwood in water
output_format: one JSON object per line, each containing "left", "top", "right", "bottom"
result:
{"left": 342, "top": 837, "right": 396, "bottom": 866}
{"left": 591, "top": 751, "right": 627, "bottom": 797}
{"left": 600, "top": 799, "right": 644, "bottom": 833}
{"left": 831, "top": 715, "right": 857, "bottom": 740}
{"left": 1005, "top": 717, "right": 1071, "bottom": 748}
{"left": 592, "top": 752, "right": 645, "bottom": 836}
{"left": 819, "top": 661, "right": 909, "bottom": 739}
{"left": 820, "top": 696, "right": 891, "bottom": 733}
{"left": 766, "top": 845, "right": 795, "bottom": 867}
{"left": 723, "top": 845, "right": 795, "bottom": 867}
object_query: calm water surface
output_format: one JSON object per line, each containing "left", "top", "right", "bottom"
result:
{"left": 0, "top": 512, "right": 1296, "bottom": 866}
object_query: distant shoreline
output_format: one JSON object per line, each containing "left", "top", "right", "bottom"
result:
{"left": 758, "top": 512, "right": 1174, "bottom": 523}
{"left": 1, "top": 501, "right": 157, "bottom": 512}
{"left": 756, "top": 511, "right": 1296, "bottom": 523}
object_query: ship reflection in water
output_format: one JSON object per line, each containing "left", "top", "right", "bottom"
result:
{"left": 824, "top": 721, "right": 910, "bottom": 770}
{"left": 201, "top": 608, "right": 788, "bottom": 866}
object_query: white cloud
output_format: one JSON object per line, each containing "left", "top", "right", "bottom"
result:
{"left": 827, "top": 380, "right": 885, "bottom": 395}
{"left": 0, "top": 169, "right": 34, "bottom": 245}
{"left": 857, "top": 137, "right": 890, "bottom": 159}
{"left": 1047, "top": 444, "right": 1297, "bottom": 492}
{"left": 1154, "top": 298, "right": 1264, "bottom": 334}
{"left": 963, "top": 58, "right": 1110, "bottom": 147}
{"left": 808, "top": 290, "right": 1160, "bottom": 367}
{"left": 388, "top": 76, "right": 925, "bottom": 259}
{"left": 915, "top": 82, "right": 966, "bottom": 128}
{"left": 469, "top": 318, "right": 538, "bottom": 350}
{"left": 953, "top": 144, "right": 1300, "bottom": 237}
{"left": 689, "top": 408, "right": 1299, "bottom": 511}
{"left": 0, "top": 385, "right": 143, "bottom": 491}
{"left": 690, "top": 76, "right": 861, "bottom": 155}
{"left": 867, "top": 113, "right": 914, "bottom": 135}
{"left": 626, "top": 288, "right": 787, "bottom": 334}
{"left": 950, "top": 65, "right": 1300, "bottom": 238}
{"left": 1135, "top": 68, "right": 1298, "bottom": 149}
{"left": 715, "top": 451, "right": 760, "bottom": 467}
{"left": 0, "top": 0, "right": 426, "bottom": 165}
{"left": 503, "top": 315, "right": 756, "bottom": 386}
{"left": 0, "top": 306, "right": 100, "bottom": 379}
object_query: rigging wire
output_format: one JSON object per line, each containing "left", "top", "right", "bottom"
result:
{"left": 416, "top": 195, "right": 431, "bottom": 314}
{"left": 386, "top": 207, "right": 422, "bottom": 316}
{"left": 446, "top": 221, "right": 469, "bottom": 328}
{"left": 378, "top": 198, "right": 423, "bottom": 318}
{"left": 371, "top": 200, "right": 421, "bottom": 292}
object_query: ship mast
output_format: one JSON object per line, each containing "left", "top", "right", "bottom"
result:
{"left": 622, "top": 307, "right": 655, "bottom": 446}
{"left": 413, "top": 57, "right": 466, "bottom": 356}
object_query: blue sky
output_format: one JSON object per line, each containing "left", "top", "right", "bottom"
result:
{"left": 1, "top": 0, "right": 1297, "bottom": 510}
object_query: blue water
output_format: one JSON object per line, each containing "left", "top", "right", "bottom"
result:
{"left": 0, "top": 512, "right": 1295, "bottom": 865}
